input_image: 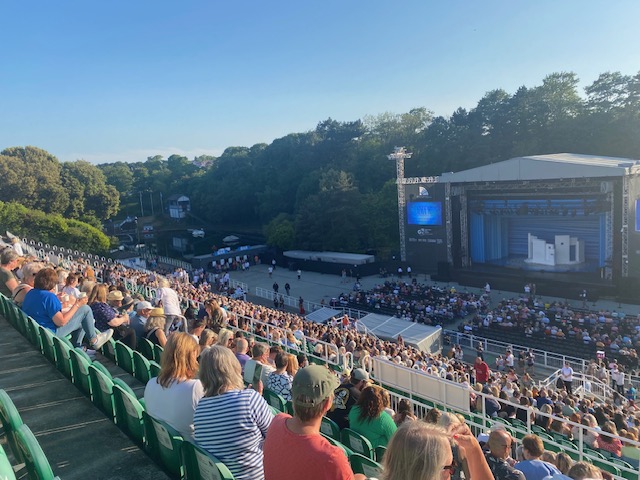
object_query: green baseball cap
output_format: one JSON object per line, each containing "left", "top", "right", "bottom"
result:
{"left": 291, "top": 365, "right": 340, "bottom": 407}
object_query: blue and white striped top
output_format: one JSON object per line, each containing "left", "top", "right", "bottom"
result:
{"left": 194, "top": 389, "right": 273, "bottom": 480}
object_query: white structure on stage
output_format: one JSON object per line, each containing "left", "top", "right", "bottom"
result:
{"left": 526, "top": 233, "right": 585, "bottom": 266}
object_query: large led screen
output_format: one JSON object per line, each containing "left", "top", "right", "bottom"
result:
{"left": 407, "top": 201, "right": 443, "bottom": 226}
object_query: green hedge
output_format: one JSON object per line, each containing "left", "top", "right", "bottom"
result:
{"left": 0, "top": 201, "right": 111, "bottom": 254}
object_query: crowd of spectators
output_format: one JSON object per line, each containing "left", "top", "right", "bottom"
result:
{"left": 462, "top": 294, "right": 640, "bottom": 373}
{"left": 4, "top": 236, "right": 640, "bottom": 480}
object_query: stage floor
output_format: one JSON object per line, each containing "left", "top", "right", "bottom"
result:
{"left": 486, "top": 255, "right": 602, "bottom": 274}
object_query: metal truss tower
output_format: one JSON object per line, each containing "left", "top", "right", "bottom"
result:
{"left": 388, "top": 147, "right": 412, "bottom": 261}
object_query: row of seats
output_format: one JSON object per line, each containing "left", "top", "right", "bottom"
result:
{"left": 0, "top": 294, "right": 234, "bottom": 480}
{"left": 0, "top": 390, "right": 61, "bottom": 480}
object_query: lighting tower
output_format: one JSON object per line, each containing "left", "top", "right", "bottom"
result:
{"left": 388, "top": 146, "right": 412, "bottom": 262}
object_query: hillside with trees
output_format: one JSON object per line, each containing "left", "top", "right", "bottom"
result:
{"left": 2, "top": 70, "right": 639, "bottom": 259}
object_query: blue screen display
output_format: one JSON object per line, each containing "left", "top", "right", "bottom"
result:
{"left": 407, "top": 202, "right": 443, "bottom": 226}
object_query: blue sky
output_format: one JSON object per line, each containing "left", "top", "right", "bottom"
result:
{"left": 1, "top": 1, "right": 638, "bottom": 164}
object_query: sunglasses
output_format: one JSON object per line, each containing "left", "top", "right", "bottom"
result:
{"left": 442, "top": 459, "right": 458, "bottom": 476}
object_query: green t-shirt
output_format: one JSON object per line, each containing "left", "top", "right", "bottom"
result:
{"left": 0, "top": 267, "right": 16, "bottom": 298}
{"left": 347, "top": 405, "right": 397, "bottom": 448}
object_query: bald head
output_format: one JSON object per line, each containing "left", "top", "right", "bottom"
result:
{"left": 235, "top": 338, "right": 248, "bottom": 354}
{"left": 488, "top": 429, "right": 512, "bottom": 459}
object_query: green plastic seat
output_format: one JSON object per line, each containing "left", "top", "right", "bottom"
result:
{"left": 69, "top": 348, "right": 93, "bottom": 397}
{"left": 51, "top": 335, "right": 73, "bottom": 380}
{"left": 102, "top": 337, "right": 117, "bottom": 362}
{"left": 182, "top": 440, "right": 236, "bottom": 480}
{"left": 115, "top": 340, "right": 135, "bottom": 375}
{"left": 27, "top": 318, "right": 42, "bottom": 349}
{"left": 263, "top": 388, "right": 287, "bottom": 413}
{"left": 113, "top": 384, "right": 145, "bottom": 446}
{"left": 137, "top": 337, "right": 155, "bottom": 361}
{"left": 592, "top": 459, "right": 621, "bottom": 477}
{"left": 112, "top": 378, "right": 137, "bottom": 399}
{"left": 340, "top": 428, "right": 374, "bottom": 459}
{"left": 320, "top": 416, "right": 341, "bottom": 440}
{"left": 374, "top": 445, "right": 387, "bottom": 463}
{"left": 39, "top": 326, "right": 57, "bottom": 364}
{"left": 143, "top": 412, "right": 184, "bottom": 478}
{"left": 133, "top": 351, "right": 151, "bottom": 383}
{"left": 14, "top": 424, "right": 55, "bottom": 480}
{"left": 91, "top": 360, "right": 112, "bottom": 378}
{"left": 0, "top": 444, "right": 17, "bottom": 480}
{"left": 350, "top": 452, "right": 383, "bottom": 478}
{"left": 153, "top": 344, "right": 164, "bottom": 363}
{"left": 149, "top": 360, "right": 161, "bottom": 378}
{"left": 88, "top": 364, "right": 116, "bottom": 421}
{"left": 0, "top": 389, "right": 25, "bottom": 463}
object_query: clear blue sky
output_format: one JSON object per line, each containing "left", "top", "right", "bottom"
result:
{"left": 1, "top": 1, "right": 638, "bottom": 164}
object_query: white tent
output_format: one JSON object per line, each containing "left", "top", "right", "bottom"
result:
{"left": 305, "top": 307, "right": 343, "bottom": 324}
{"left": 357, "top": 313, "right": 442, "bottom": 353}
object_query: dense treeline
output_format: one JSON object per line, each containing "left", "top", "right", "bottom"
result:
{"left": 3, "top": 70, "right": 639, "bottom": 259}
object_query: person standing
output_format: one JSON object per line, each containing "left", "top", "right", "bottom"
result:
{"left": 297, "top": 269, "right": 301, "bottom": 280}
{"left": 561, "top": 362, "right": 574, "bottom": 395}
{"left": 474, "top": 356, "right": 490, "bottom": 385}
{"left": 285, "top": 283, "right": 291, "bottom": 296}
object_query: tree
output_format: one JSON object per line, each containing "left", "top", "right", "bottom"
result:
{"left": 61, "top": 160, "right": 120, "bottom": 220}
{"left": 98, "top": 161, "right": 134, "bottom": 194}
{"left": 264, "top": 213, "right": 295, "bottom": 250}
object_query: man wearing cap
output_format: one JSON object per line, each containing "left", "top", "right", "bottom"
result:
{"left": 130, "top": 300, "right": 153, "bottom": 338}
{"left": 326, "top": 368, "right": 370, "bottom": 430}
{"left": 263, "top": 365, "right": 366, "bottom": 480}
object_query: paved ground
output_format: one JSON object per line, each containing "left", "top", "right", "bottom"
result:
{"left": 229, "top": 263, "right": 640, "bottom": 317}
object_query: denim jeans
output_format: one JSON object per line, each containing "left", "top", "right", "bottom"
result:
{"left": 55, "top": 305, "right": 97, "bottom": 347}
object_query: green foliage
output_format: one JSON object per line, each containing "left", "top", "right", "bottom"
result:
{"left": 264, "top": 214, "right": 295, "bottom": 251}
{"left": 0, "top": 201, "right": 111, "bottom": 254}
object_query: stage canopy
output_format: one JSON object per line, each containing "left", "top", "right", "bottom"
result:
{"left": 357, "top": 313, "right": 442, "bottom": 354}
{"left": 284, "top": 250, "right": 375, "bottom": 265}
{"left": 439, "top": 153, "right": 640, "bottom": 183}
{"left": 305, "top": 307, "right": 343, "bottom": 324}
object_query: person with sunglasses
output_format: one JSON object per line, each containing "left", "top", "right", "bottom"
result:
{"left": 486, "top": 429, "right": 525, "bottom": 480}
{"left": 380, "top": 421, "right": 492, "bottom": 480}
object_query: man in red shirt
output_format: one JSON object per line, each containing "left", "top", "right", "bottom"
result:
{"left": 474, "top": 356, "right": 490, "bottom": 384}
{"left": 263, "top": 365, "right": 366, "bottom": 480}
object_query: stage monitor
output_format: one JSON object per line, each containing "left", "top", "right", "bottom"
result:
{"left": 407, "top": 201, "right": 443, "bottom": 226}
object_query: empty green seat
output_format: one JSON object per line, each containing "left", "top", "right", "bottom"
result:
{"left": 0, "top": 389, "right": 24, "bottom": 463}
{"left": 88, "top": 364, "right": 116, "bottom": 421}
{"left": 113, "top": 384, "right": 145, "bottom": 446}
{"left": 182, "top": 440, "right": 235, "bottom": 479}
{"left": 149, "top": 360, "right": 161, "bottom": 378}
{"left": 320, "top": 416, "right": 340, "bottom": 440}
{"left": 350, "top": 452, "right": 383, "bottom": 478}
{"left": 143, "top": 412, "right": 184, "bottom": 478}
{"left": 0, "top": 444, "right": 17, "bottom": 480}
{"left": 321, "top": 433, "right": 352, "bottom": 457}
{"left": 102, "top": 337, "right": 117, "bottom": 362}
{"left": 69, "top": 348, "right": 93, "bottom": 397}
{"left": 115, "top": 341, "right": 135, "bottom": 375}
{"left": 112, "top": 378, "right": 137, "bottom": 398}
{"left": 263, "top": 389, "right": 287, "bottom": 413}
{"left": 340, "top": 428, "right": 374, "bottom": 459}
{"left": 51, "top": 335, "right": 73, "bottom": 380}
{"left": 374, "top": 445, "right": 387, "bottom": 463}
{"left": 39, "top": 326, "right": 57, "bottom": 364}
{"left": 14, "top": 424, "right": 55, "bottom": 480}
{"left": 133, "top": 351, "right": 151, "bottom": 383}
{"left": 137, "top": 337, "right": 155, "bottom": 361}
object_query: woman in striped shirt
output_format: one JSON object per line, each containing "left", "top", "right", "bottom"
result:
{"left": 195, "top": 345, "right": 273, "bottom": 480}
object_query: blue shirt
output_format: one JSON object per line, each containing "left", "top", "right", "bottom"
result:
{"left": 22, "top": 289, "right": 61, "bottom": 331}
{"left": 514, "top": 460, "right": 560, "bottom": 480}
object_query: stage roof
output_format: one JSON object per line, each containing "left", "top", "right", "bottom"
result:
{"left": 439, "top": 153, "right": 640, "bottom": 183}
{"left": 284, "top": 250, "right": 375, "bottom": 265}
{"left": 357, "top": 313, "right": 442, "bottom": 353}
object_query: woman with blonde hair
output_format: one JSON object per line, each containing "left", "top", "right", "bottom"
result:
{"left": 285, "top": 353, "right": 299, "bottom": 377}
{"left": 143, "top": 333, "right": 203, "bottom": 441}
{"left": 381, "top": 421, "right": 492, "bottom": 480}
{"left": 437, "top": 413, "right": 471, "bottom": 480}
{"left": 199, "top": 328, "right": 217, "bottom": 353}
{"left": 217, "top": 328, "right": 234, "bottom": 348}
{"left": 144, "top": 308, "right": 168, "bottom": 347}
{"left": 194, "top": 345, "right": 273, "bottom": 480}
{"left": 555, "top": 452, "right": 574, "bottom": 475}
